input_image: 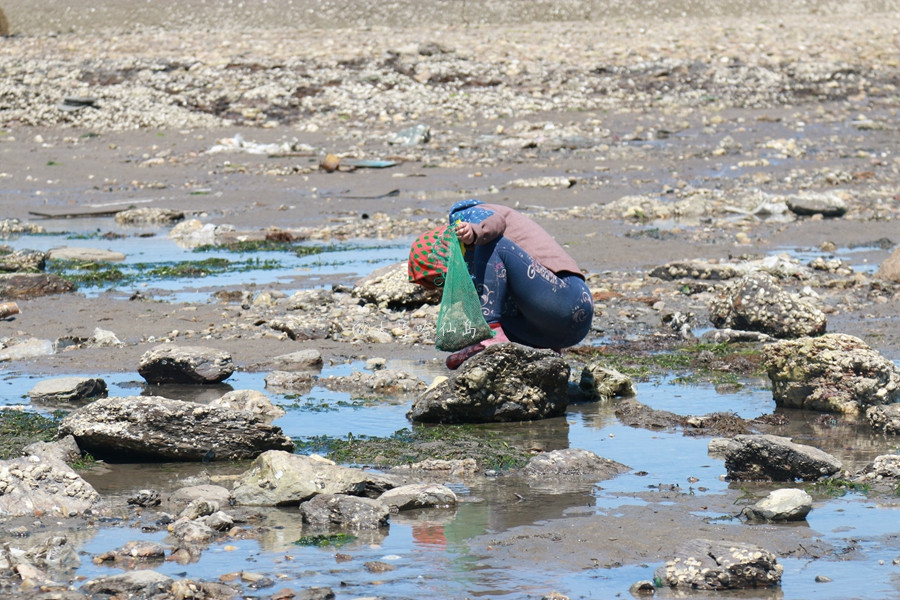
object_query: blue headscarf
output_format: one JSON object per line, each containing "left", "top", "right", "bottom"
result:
{"left": 449, "top": 199, "right": 494, "bottom": 225}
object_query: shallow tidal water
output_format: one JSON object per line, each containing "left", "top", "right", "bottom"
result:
{"left": 3, "top": 223, "right": 900, "bottom": 598}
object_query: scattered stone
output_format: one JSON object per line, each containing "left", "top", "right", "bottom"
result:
{"left": 57, "top": 396, "right": 294, "bottom": 461}
{"left": 723, "top": 434, "right": 842, "bottom": 481}
{"left": 815, "top": 575, "right": 833, "bottom": 583}
{"left": 765, "top": 333, "right": 900, "bottom": 414}
{"left": 708, "top": 272, "right": 826, "bottom": 338}
{"left": 628, "top": 580, "right": 656, "bottom": 596}
{"left": 649, "top": 260, "right": 739, "bottom": 281}
{"left": 300, "top": 494, "right": 390, "bottom": 530}
{"left": 165, "top": 485, "right": 232, "bottom": 514}
{"left": 408, "top": 343, "right": 569, "bottom": 423}
{"left": 138, "top": 343, "right": 234, "bottom": 384}
{"left": 27, "top": 376, "right": 107, "bottom": 404}
{"left": 364, "top": 560, "right": 396, "bottom": 573}
{"left": 741, "top": 488, "right": 813, "bottom": 521}
{"left": 655, "top": 538, "right": 783, "bottom": 590}
{"left": 378, "top": 484, "right": 458, "bottom": 511}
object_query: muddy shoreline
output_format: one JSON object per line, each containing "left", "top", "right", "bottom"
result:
{"left": 1, "top": 1, "right": 900, "bottom": 598}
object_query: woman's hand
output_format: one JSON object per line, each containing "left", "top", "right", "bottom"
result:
{"left": 456, "top": 221, "right": 476, "bottom": 244}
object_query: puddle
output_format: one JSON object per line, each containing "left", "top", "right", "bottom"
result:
{"left": 775, "top": 243, "right": 884, "bottom": 274}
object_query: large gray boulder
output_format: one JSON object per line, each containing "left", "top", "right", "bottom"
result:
{"left": 231, "top": 451, "right": 395, "bottom": 506}
{"left": 708, "top": 272, "right": 826, "bottom": 338}
{"left": 0, "top": 454, "right": 102, "bottom": 517}
{"left": 408, "top": 344, "right": 569, "bottom": 423}
{"left": 764, "top": 333, "right": 900, "bottom": 414}
{"left": 57, "top": 396, "right": 294, "bottom": 461}
{"left": 655, "top": 539, "right": 783, "bottom": 591}
{"left": 138, "top": 344, "right": 234, "bottom": 384}
{"left": 723, "top": 434, "right": 842, "bottom": 481}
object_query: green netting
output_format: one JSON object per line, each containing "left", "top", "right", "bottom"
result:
{"left": 435, "top": 231, "right": 493, "bottom": 352}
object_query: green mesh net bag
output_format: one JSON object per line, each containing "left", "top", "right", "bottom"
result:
{"left": 435, "top": 231, "right": 494, "bottom": 352}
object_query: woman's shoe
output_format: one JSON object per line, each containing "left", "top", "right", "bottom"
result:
{"left": 445, "top": 324, "right": 509, "bottom": 370}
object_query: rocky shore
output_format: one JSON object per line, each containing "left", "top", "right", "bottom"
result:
{"left": 1, "top": 1, "right": 900, "bottom": 599}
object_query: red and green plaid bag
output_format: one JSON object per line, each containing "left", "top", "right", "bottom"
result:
{"left": 408, "top": 225, "right": 451, "bottom": 290}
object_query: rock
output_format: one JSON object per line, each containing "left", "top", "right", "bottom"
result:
{"left": 0, "top": 337, "right": 54, "bottom": 361}
{"left": 784, "top": 191, "right": 848, "bottom": 217}
{"left": 209, "top": 389, "right": 285, "bottom": 421}
{"left": 231, "top": 451, "right": 395, "bottom": 506}
{"left": 628, "top": 580, "right": 656, "bottom": 596}
{"left": 741, "top": 488, "right": 813, "bottom": 521}
{"left": 23, "top": 435, "right": 82, "bottom": 464}
{"left": 0, "top": 273, "right": 75, "bottom": 299}
{"left": 265, "top": 349, "right": 324, "bottom": 371}
{"left": 572, "top": 363, "right": 635, "bottom": 401}
{"left": 80, "top": 569, "right": 174, "bottom": 597}
{"left": 700, "top": 328, "right": 772, "bottom": 344}
{"left": 138, "top": 343, "right": 234, "bottom": 384}
{"left": 765, "top": 333, "right": 900, "bottom": 414}
{"left": 169, "top": 219, "right": 236, "bottom": 248}
{"left": 128, "top": 489, "right": 161, "bottom": 507}
{"left": 264, "top": 371, "right": 317, "bottom": 394}
{"left": 170, "top": 517, "right": 218, "bottom": 543}
{"left": 708, "top": 272, "right": 826, "bottom": 338}
{"left": 875, "top": 243, "right": 900, "bottom": 283}
{"left": 723, "top": 434, "right": 842, "bottom": 481}
{"left": 94, "top": 541, "right": 166, "bottom": 565}
{"left": 866, "top": 404, "right": 900, "bottom": 434}
{"left": 47, "top": 247, "right": 126, "bottom": 262}
{"left": 57, "top": 396, "right": 294, "bottom": 461}
{"left": 386, "top": 123, "right": 431, "bottom": 145}
{"left": 300, "top": 493, "right": 390, "bottom": 529}
{"left": 0, "top": 249, "right": 47, "bottom": 272}
{"left": 522, "top": 448, "right": 629, "bottom": 480}
{"left": 649, "top": 260, "right": 739, "bottom": 281}
{"left": 317, "top": 368, "right": 427, "bottom": 397}
{"left": 27, "top": 376, "right": 107, "bottom": 404}
{"left": 655, "top": 538, "right": 783, "bottom": 590}
{"left": 408, "top": 344, "right": 569, "bottom": 424}
{"left": 378, "top": 484, "right": 458, "bottom": 511}
{"left": 267, "top": 315, "right": 331, "bottom": 340}
{"left": 352, "top": 262, "right": 440, "bottom": 309}
{"left": 165, "top": 485, "right": 232, "bottom": 514}
{"left": 0, "top": 454, "right": 102, "bottom": 517}
{"left": 114, "top": 207, "right": 184, "bottom": 225}
{"left": 857, "top": 454, "right": 900, "bottom": 482}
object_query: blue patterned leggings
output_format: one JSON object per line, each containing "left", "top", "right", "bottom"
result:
{"left": 466, "top": 237, "right": 594, "bottom": 349}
